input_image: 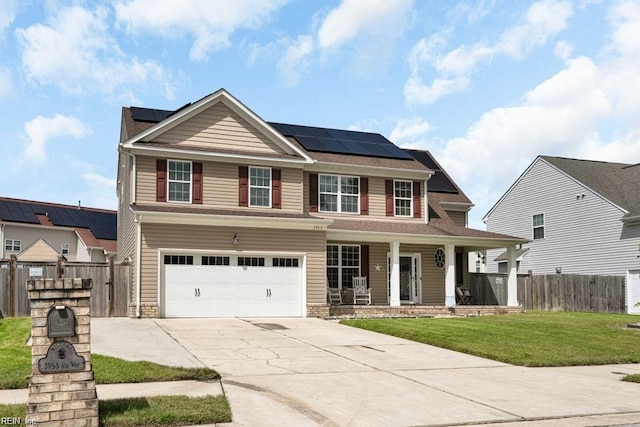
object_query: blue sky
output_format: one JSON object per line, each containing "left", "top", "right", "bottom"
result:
{"left": 1, "top": 0, "right": 639, "bottom": 229}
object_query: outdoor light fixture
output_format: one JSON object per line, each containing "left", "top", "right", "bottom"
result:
{"left": 232, "top": 233, "right": 239, "bottom": 245}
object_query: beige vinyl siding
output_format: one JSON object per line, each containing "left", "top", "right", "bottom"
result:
{"left": 18, "top": 239, "right": 59, "bottom": 262}
{"left": 117, "top": 152, "right": 138, "bottom": 302}
{"left": 139, "top": 224, "right": 326, "bottom": 304}
{"left": 364, "top": 243, "right": 445, "bottom": 304}
{"left": 303, "top": 172, "right": 425, "bottom": 220}
{"left": 368, "top": 242, "right": 389, "bottom": 304}
{"left": 136, "top": 156, "right": 303, "bottom": 212}
{"left": 152, "top": 103, "right": 286, "bottom": 154}
{"left": 447, "top": 210, "right": 466, "bottom": 227}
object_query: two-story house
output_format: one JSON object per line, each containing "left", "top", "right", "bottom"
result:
{"left": 117, "top": 89, "right": 526, "bottom": 318}
{"left": 0, "top": 198, "right": 117, "bottom": 262}
{"left": 484, "top": 156, "right": 640, "bottom": 278}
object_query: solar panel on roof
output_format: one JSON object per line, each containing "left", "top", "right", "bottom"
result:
{"left": 269, "top": 122, "right": 413, "bottom": 160}
{"left": 406, "top": 150, "right": 459, "bottom": 194}
{"left": 130, "top": 107, "right": 174, "bottom": 123}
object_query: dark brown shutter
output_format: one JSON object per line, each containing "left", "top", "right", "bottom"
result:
{"left": 156, "top": 159, "right": 167, "bottom": 202}
{"left": 192, "top": 162, "right": 203, "bottom": 204}
{"left": 272, "top": 169, "right": 281, "bottom": 209}
{"left": 361, "top": 245, "right": 369, "bottom": 281}
{"left": 360, "top": 177, "right": 369, "bottom": 215}
{"left": 385, "top": 180, "right": 394, "bottom": 216}
{"left": 309, "top": 173, "right": 318, "bottom": 212}
{"left": 413, "top": 181, "right": 421, "bottom": 218}
{"left": 239, "top": 166, "right": 248, "bottom": 207}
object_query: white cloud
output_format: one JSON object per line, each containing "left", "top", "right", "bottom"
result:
{"left": 23, "top": 115, "right": 91, "bottom": 163}
{"left": 390, "top": 117, "right": 432, "bottom": 143}
{"left": 278, "top": 35, "right": 314, "bottom": 88}
{"left": 495, "top": 0, "right": 573, "bottom": 58}
{"left": 0, "top": 0, "right": 18, "bottom": 38}
{"left": 554, "top": 40, "right": 573, "bottom": 59}
{"left": 406, "top": 0, "right": 573, "bottom": 104}
{"left": 114, "top": 0, "right": 287, "bottom": 61}
{"left": 405, "top": 57, "right": 609, "bottom": 224}
{"left": 17, "top": 5, "right": 171, "bottom": 97}
{"left": 404, "top": 75, "right": 470, "bottom": 105}
{"left": 82, "top": 173, "right": 117, "bottom": 210}
{"left": 317, "top": 0, "right": 413, "bottom": 50}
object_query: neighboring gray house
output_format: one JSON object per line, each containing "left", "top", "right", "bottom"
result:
{"left": 484, "top": 156, "right": 640, "bottom": 278}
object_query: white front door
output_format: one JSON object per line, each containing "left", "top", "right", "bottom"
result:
{"left": 389, "top": 253, "right": 421, "bottom": 303}
{"left": 627, "top": 270, "right": 640, "bottom": 315}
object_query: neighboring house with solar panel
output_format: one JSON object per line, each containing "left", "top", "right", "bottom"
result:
{"left": 117, "top": 88, "right": 527, "bottom": 318}
{"left": 483, "top": 156, "right": 640, "bottom": 280}
{"left": 0, "top": 198, "right": 117, "bottom": 262}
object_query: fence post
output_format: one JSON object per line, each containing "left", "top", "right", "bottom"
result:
{"left": 108, "top": 255, "right": 115, "bottom": 317}
{"left": 56, "top": 255, "right": 65, "bottom": 278}
{"left": 9, "top": 255, "right": 16, "bottom": 317}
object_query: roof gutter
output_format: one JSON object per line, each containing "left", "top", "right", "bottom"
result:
{"left": 622, "top": 214, "right": 640, "bottom": 224}
{"left": 326, "top": 228, "right": 529, "bottom": 248}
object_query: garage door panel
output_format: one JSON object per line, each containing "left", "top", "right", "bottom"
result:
{"left": 163, "top": 256, "right": 303, "bottom": 318}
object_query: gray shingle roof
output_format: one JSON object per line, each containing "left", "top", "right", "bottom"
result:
{"left": 541, "top": 156, "right": 640, "bottom": 219}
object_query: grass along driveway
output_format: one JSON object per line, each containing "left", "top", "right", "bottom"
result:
{"left": 0, "top": 317, "right": 232, "bottom": 425}
{"left": 341, "top": 312, "right": 640, "bottom": 367}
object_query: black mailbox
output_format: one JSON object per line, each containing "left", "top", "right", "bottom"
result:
{"left": 47, "top": 306, "right": 76, "bottom": 338}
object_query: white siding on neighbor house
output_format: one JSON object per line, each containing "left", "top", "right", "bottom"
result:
{"left": 4, "top": 224, "right": 78, "bottom": 260}
{"left": 486, "top": 159, "right": 640, "bottom": 276}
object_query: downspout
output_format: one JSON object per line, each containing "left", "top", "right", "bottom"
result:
{"left": 135, "top": 218, "right": 142, "bottom": 318}
{"left": 0, "top": 223, "right": 4, "bottom": 259}
{"left": 424, "top": 179, "right": 429, "bottom": 224}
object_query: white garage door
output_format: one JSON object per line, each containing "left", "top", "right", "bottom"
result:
{"left": 162, "top": 254, "right": 303, "bottom": 318}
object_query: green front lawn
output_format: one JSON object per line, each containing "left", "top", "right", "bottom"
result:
{"left": 0, "top": 317, "right": 232, "bottom": 425}
{"left": 341, "top": 312, "right": 640, "bottom": 367}
{"left": 0, "top": 395, "right": 232, "bottom": 426}
{"left": 0, "top": 318, "right": 219, "bottom": 389}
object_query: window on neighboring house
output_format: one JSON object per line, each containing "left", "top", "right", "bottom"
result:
{"left": 249, "top": 166, "right": 271, "bottom": 207}
{"left": 61, "top": 243, "right": 69, "bottom": 255}
{"left": 319, "top": 174, "right": 359, "bottom": 213}
{"left": 533, "top": 213, "right": 545, "bottom": 239}
{"left": 326, "top": 244, "right": 360, "bottom": 289}
{"left": 394, "top": 180, "right": 413, "bottom": 217}
{"left": 5, "top": 239, "right": 20, "bottom": 252}
{"left": 168, "top": 160, "right": 192, "bottom": 202}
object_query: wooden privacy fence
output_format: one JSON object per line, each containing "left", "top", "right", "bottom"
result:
{"left": 468, "top": 273, "right": 627, "bottom": 313}
{"left": 0, "top": 257, "right": 130, "bottom": 318}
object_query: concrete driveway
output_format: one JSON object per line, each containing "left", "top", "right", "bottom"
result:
{"left": 93, "top": 318, "right": 640, "bottom": 426}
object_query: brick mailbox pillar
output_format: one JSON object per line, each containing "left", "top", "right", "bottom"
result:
{"left": 26, "top": 278, "right": 98, "bottom": 426}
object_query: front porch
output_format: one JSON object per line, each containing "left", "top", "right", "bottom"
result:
{"left": 308, "top": 303, "right": 523, "bottom": 319}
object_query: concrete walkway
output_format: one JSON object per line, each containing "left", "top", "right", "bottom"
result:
{"left": 4, "top": 317, "right": 640, "bottom": 426}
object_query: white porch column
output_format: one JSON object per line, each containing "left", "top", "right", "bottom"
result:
{"left": 389, "top": 241, "right": 400, "bottom": 307}
{"left": 507, "top": 246, "right": 518, "bottom": 306}
{"left": 444, "top": 244, "right": 456, "bottom": 307}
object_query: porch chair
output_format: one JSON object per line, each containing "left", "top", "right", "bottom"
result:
{"left": 352, "top": 276, "right": 371, "bottom": 305}
{"left": 456, "top": 287, "right": 473, "bottom": 305}
{"left": 327, "top": 287, "right": 343, "bottom": 305}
